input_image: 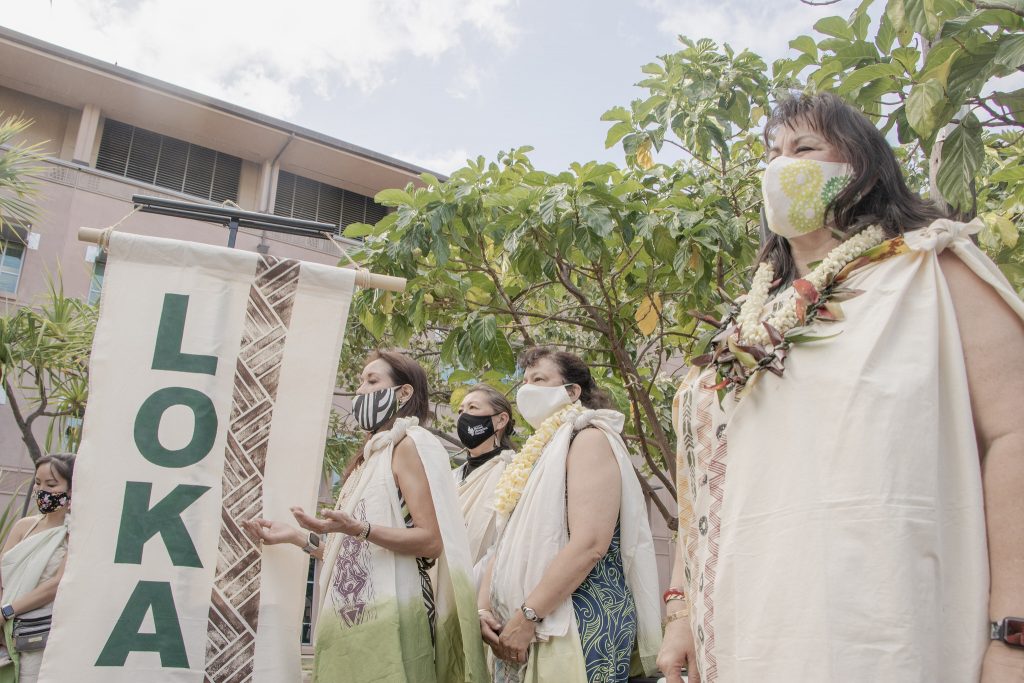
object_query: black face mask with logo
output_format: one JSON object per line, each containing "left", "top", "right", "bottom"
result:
{"left": 456, "top": 412, "right": 497, "bottom": 449}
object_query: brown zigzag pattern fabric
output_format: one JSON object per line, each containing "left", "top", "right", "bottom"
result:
{"left": 204, "top": 256, "right": 300, "bottom": 683}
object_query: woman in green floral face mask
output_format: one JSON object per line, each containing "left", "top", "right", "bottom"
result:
{"left": 660, "top": 92, "right": 1024, "bottom": 683}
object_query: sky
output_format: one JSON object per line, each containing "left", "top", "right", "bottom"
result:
{"left": 5, "top": 0, "right": 847, "bottom": 175}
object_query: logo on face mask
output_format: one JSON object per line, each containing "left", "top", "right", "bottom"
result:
{"left": 457, "top": 412, "right": 498, "bottom": 449}
{"left": 762, "top": 156, "right": 853, "bottom": 238}
{"left": 36, "top": 490, "right": 70, "bottom": 514}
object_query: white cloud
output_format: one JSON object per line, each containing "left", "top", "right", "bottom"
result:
{"left": 642, "top": 0, "right": 837, "bottom": 64}
{"left": 393, "top": 147, "right": 472, "bottom": 175}
{"left": 5, "top": 0, "right": 519, "bottom": 118}
{"left": 447, "top": 64, "right": 486, "bottom": 100}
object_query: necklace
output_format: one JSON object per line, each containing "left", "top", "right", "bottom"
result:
{"left": 492, "top": 403, "right": 582, "bottom": 517}
{"left": 695, "top": 226, "right": 902, "bottom": 396}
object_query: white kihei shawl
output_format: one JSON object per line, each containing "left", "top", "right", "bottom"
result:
{"left": 315, "top": 418, "right": 487, "bottom": 683}
{"left": 490, "top": 409, "right": 661, "bottom": 676}
{"left": 454, "top": 450, "right": 513, "bottom": 582}
{"left": 673, "top": 218, "right": 1024, "bottom": 683}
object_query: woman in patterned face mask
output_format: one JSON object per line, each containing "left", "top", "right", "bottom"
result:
{"left": 661, "top": 92, "right": 1024, "bottom": 683}
{"left": 0, "top": 453, "right": 75, "bottom": 683}
{"left": 245, "top": 350, "right": 486, "bottom": 682}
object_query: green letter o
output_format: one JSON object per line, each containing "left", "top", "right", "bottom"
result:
{"left": 134, "top": 387, "right": 218, "bottom": 468}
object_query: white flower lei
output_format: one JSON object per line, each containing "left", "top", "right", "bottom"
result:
{"left": 492, "top": 402, "right": 583, "bottom": 517}
{"left": 738, "top": 225, "right": 886, "bottom": 346}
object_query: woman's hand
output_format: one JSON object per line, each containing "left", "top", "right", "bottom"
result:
{"left": 478, "top": 609, "right": 503, "bottom": 650}
{"left": 291, "top": 506, "right": 362, "bottom": 536}
{"left": 657, "top": 616, "right": 700, "bottom": 683}
{"left": 495, "top": 610, "right": 536, "bottom": 665}
{"left": 243, "top": 519, "right": 304, "bottom": 547}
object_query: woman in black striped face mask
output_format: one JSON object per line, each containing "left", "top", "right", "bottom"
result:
{"left": 245, "top": 350, "right": 487, "bottom": 682}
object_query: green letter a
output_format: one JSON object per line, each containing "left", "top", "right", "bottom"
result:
{"left": 96, "top": 580, "right": 189, "bottom": 668}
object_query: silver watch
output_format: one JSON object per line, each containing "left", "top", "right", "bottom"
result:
{"left": 520, "top": 604, "right": 542, "bottom": 623}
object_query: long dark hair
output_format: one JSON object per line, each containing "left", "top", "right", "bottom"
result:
{"left": 36, "top": 453, "right": 76, "bottom": 493}
{"left": 518, "top": 347, "right": 614, "bottom": 410}
{"left": 758, "top": 92, "right": 944, "bottom": 285}
{"left": 367, "top": 349, "right": 431, "bottom": 425}
{"left": 465, "top": 384, "right": 516, "bottom": 451}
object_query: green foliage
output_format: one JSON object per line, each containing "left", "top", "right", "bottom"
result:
{"left": 0, "top": 471, "right": 28, "bottom": 548}
{"left": 0, "top": 113, "right": 44, "bottom": 235}
{"left": 0, "top": 278, "right": 97, "bottom": 463}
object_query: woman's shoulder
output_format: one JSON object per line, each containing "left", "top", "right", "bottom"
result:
{"left": 7, "top": 515, "right": 41, "bottom": 542}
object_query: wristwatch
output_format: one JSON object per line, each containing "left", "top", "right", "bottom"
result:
{"left": 301, "top": 532, "right": 321, "bottom": 555}
{"left": 1, "top": 604, "right": 14, "bottom": 620}
{"left": 991, "top": 617, "right": 1024, "bottom": 648}
{"left": 520, "top": 604, "right": 542, "bottom": 623}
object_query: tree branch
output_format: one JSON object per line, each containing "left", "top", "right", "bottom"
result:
{"left": 973, "top": 0, "right": 1024, "bottom": 17}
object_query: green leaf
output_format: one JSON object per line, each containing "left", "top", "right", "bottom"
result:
{"left": 814, "top": 15, "right": 855, "bottom": 40}
{"left": 836, "top": 62, "right": 905, "bottom": 95}
{"left": 905, "top": 0, "right": 942, "bottom": 38}
{"left": 600, "top": 106, "right": 631, "bottom": 123}
{"left": 905, "top": 79, "right": 945, "bottom": 139}
{"left": 789, "top": 35, "right": 818, "bottom": 59}
{"left": 936, "top": 113, "right": 984, "bottom": 211}
{"left": 991, "top": 165, "right": 1024, "bottom": 183}
{"left": 994, "top": 89, "right": 1024, "bottom": 124}
{"left": 605, "top": 121, "right": 634, "bottom": 149}
{"left": 375, "top": 188, "right": 414, "bottom": 206}
{"left": 994, "top": 34, "right": 1024, "bottom": 70}
{"left": 342, "top": 222, "right": 375, "bottom": 238}
{"left": 982, "top": 212, "right": 1019, "bottom": 249}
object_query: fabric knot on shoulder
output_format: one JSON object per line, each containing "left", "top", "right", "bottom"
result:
{"left": 572, "top": 408, "right": 626, "bottom": 433}
{"left": 904, "top": 217, "right": 983, "bottom": 254}
{"left": 365, "top": 416, "right": 419, "bottom": 455}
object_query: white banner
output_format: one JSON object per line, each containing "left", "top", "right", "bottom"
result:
{"left": 40, "top": 232, "right": 355, "bottom": 682}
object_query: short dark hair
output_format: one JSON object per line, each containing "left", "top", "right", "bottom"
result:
{"left": 366, "top": 350, "right": 432, "bottom": 425}
{"left": 465, "top": 384, "right": 516, "bottom": 450}
{"left": 518, "top": 347, "right": 614, "bottom": 410}
{"left": 35, "top": 453, "right": 76, "bottom": 493}
{"left": 759, "top": 92, "right": 944, "bottom": 285}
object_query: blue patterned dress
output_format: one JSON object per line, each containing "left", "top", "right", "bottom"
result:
{"left": 571, "top": 525, "right": 637, "bottom": 683}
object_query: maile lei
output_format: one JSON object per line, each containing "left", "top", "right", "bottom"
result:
{"left": 492, "top": 402, "right": 583, "bottom": 517}
{"left": 693, "top": 225, "right": 908, "bottom": 397}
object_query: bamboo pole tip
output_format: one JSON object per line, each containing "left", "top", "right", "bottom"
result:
{"left": 78, "top": 227, "right": 110, "bottom": 248}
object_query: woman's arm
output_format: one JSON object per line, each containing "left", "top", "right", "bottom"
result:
{"left": 497, "top": 428, "right": 621, "bottom": 662}
{"left": 477, "top": 556, "right": 502, "bottom": 651}
{"left": 243, "top": 520, "right": 324, "bottom": 560}
{"left": 0, "top": 516, "right": 36, "bottom": 597}
{"left": 658, "top": 547, "right": 700, "bottom": 683}
{"left": 291, "top": 436, "right": 443, "bottom": 560}
{"left": 940, "top": 253, "right": 1024, "bottom": 681}
{"left": 7, "top": 557, "right": 66, "bottom": 616}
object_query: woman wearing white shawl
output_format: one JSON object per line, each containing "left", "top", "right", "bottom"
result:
{"left": 452, "top": 385, "right": 515, "bottom": 582}
{"left": 478, "top": 348, "right": 661, "bottom": 683}
{"left": 0, "top": 454, "right": 75, "bottom": 683}
{"left": 248, "top": 351, "right": 486, "bottom": 683}
{"left": 660, "top": 93, "right": 1024, "bottom": 683}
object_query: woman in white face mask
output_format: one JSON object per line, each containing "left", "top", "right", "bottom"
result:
{"left": 246, "top": 350, "right": 486, "bottom": 683}
{"left": 478, "top": 347, "right": 662, "bottom": 683}
{"left": 661, "top": 92, "right": 1024, "bottom": 683}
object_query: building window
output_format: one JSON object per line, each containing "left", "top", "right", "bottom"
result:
{"left": 0, "top": 239, "right": 26, "bottom": 295}
{"left": 88, "top": 256, "right": 105, "bottom": 305}
{"left": 274, "top": 170, "right": 388, "bottom": 231}
{"left": 95, "top": 119, "right": 242, "bottom": 203}
{"left": 302, "top": 557, "right": 316, "bottom": 645}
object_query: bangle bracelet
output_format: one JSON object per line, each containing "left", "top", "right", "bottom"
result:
{"left": 358, "top": 521, "right": 371, "bottom": 541}
{"left": 663, "top": 587, "right": 686, "bottom": 604}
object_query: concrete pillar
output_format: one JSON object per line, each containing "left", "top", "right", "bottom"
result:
{"left": 72, "top": 104, "right": 101, "bottom": 166}
{"left": 256, "top": 160, "right": 274, "bottom": 212}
